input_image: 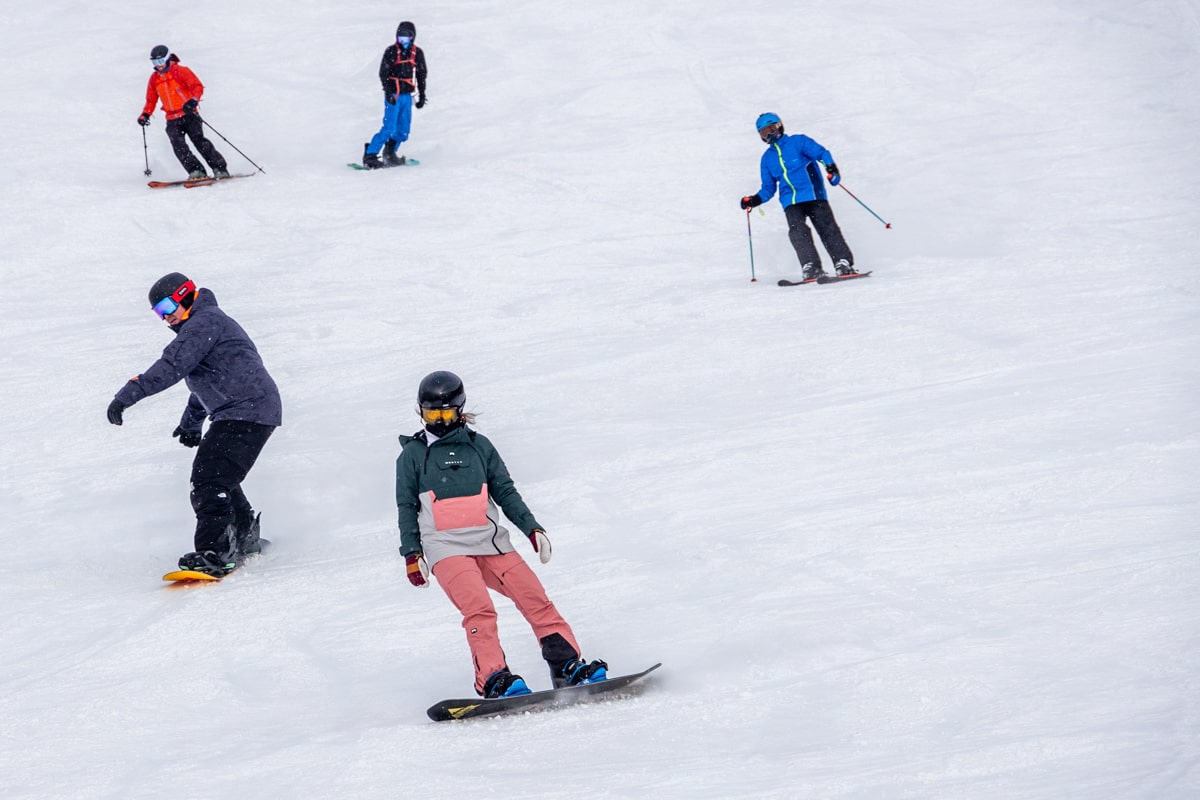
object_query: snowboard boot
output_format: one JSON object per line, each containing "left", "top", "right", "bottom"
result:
{"left": 381, "top": 139, "right": 406, "bottom": 167}
{"left": 801, "top": 263, "right": 826, "bottom": 282}
{"left": 178, "top": 549, "right": 237, "bottom": 578}
{"left": 187, "top": 169, "right": 208, "bottom": 180}
{"left": 236, "top": 512, "right": 263, "bottom": 558}
{"left": 482, "top": 669, "right": 532, "bottom": 698}
{"left": 834, "top": 259, "right": 858, "bottom": 276}
{"left": 553, "top": 658, "right": 608, "bottom": 689}
{"left": 362, "top": 143, "right": 384, "bottom": 170}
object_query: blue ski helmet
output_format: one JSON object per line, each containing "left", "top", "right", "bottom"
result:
{"left": 756, "top": 112, "right": 784, "bottom": 143}
{"left": 755, "top": 112, "right": 781, "bottom": 131}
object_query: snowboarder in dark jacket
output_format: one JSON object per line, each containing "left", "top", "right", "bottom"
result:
{"left": 106, "top": 273, "right": 282, "bottom": 576}
{"left": 740, "top": 112, "right": 857, "bottom": 283}
{"left": 362, "top": 20, "right": 428, "bottom": 169}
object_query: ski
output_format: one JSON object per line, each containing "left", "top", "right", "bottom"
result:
{"left": 147, "top": 173, "right": 256, "bottom": 190}
{"left": 817, "top": 270, "right": 872, "bottom": 284}
{"left": 161, "top": 540, "right": 271, "bottom": 585}
{"left": 778, "top": 270, "right": 872, "bottom": 286}
{"left": 346, "top": 158, "right": 420, "bottom": 170}
{"left": 427, "top": 662, "right": 661, "bottom": 722}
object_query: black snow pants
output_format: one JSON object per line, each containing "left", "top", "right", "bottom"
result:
{"left": 165, "top": 114, "right": 227, "bottom": 174}
{"left": 189, "top": 420, "right": 274, "bottom": 555}
{"left": 785, "top": 199, "right": 854, "bottom": 270}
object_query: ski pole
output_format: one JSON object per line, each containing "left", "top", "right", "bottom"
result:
{"left": 141, "top": 126, "right": 152, "bottom": 176}
{"left": 745, "top": 209, "right": 758, "bottom": 282}
{"left": 199, "top": 116, "right": 266, "bottom": 174}
{"left": 836, "top": 183, "right": 891, "bottom": 229}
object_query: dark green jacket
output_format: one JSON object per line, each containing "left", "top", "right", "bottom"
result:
{"left": 395, "top": 426, "right": 541, "bottom": 566}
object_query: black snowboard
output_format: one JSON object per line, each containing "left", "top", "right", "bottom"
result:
{"left": 427, "top": 662, "right": 662, "bottom": 722}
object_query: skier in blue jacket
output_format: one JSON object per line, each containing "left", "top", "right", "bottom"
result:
{"left": 740, "top": 112, "right": 857, "bottom": 283}
{"left": 106, "top": 273, "right": 282, "bottom": 576}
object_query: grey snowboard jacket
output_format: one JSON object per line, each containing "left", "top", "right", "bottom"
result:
{"left": 395, "top": 426, "right": 542, "bottom": 567}
{"left": 113, "top": 288, "right": 282, "bottom": 432}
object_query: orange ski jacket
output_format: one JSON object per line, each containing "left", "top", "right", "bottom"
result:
{"left": 142, "top": 57, "right": 205, "bottom": 121}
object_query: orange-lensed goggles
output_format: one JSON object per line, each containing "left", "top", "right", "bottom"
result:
{"left": 421, "top": 407, "right": 459, "bottom": 424}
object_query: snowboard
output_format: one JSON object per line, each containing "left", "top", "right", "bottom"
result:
{"left": 162, "top": 539, "right": 271, "bottom": 584}
{"left": 778, "top": 270, "right": 872, "bottom": 287}
{"left": 148, "top": 173, "right": 256, "bottom": 189}
{"left": 427, "top": 662, "right": 662, "bottom": 722}
{"left": 346, "top": 158, "right": 420, "bottom": 170}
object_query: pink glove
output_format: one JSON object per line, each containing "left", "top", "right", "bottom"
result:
{"left": 405, "top": 553, "right": 429, "bottom": 588}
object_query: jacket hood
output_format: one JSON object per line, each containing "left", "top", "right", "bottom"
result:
{"left": 168, "top": 287, "right": 217, "bottom": 333}
{"left": 396, "top": 20, "right": 416, "bottom": 40}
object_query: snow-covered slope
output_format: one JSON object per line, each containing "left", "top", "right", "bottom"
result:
{"left": 1, "top": 1, "right": 1197, "bottom": 797}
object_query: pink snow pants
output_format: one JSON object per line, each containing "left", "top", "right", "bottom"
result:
{"left": 432, "top": 551, "right": 579, "bottom": 693}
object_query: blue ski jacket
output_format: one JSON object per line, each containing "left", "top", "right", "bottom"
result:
{"left": 114, "top": 288, "right": 282, "bottom": 432}
{"left": 755, "top": 133, "right": 836, "bottom": 209}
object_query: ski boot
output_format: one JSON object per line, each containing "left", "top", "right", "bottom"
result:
{"left": 553, "top": 658, "right": 608, "bottom": 689}
{"left": 381, "top": 139, "right": 406, "bottom": 167}
{"left": 801, "top": 263, "right": 826, "bottom": 283}
{"left": 362, "top": 143, "right": 384, "bottom": 170}
{"left": 834, "top": 259, "right": 858, "bottom": 276}
{"left": 213, "top": 168, "right": 231, "bottom": 179}
{"left": 482, "top": 669, "right": 532, "bottom": 698}
{"left": 177, "top": 550, "right": 237, "bottom": 578}
{"left": 187, "top": 169, "right": 208, "bottom": 180}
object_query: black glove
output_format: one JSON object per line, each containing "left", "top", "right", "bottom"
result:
{"left": 138, "top": 113, "right": 151, "bottom": 126}
{"left": 183, "top": 98, "right": 198, "bottom": 115}
{"left": 172, "top": 426, "right": 202, "bottom": 448}
{"left": 825, "top": 163, "right": 841, "bottom": 186}
{"left": 107, "top": 399, "right": 127, "bottom": 426}
{"left": 385, "top": 92, "right": 396, "bottom": 105}
{"left": 415, "top": 94, "right": 426, "bottom": 109}
{"left": 740, "top": 194, "right": 762, "bottom": 210}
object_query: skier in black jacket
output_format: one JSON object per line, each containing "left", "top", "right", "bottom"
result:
{"left": 362, "top": 20, "right": 428, "bottom": 169}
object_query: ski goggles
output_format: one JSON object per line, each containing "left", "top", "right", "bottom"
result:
{"left": 420, "top": 407, "right": 460, "bottom": 425}
{"left": 758, "top": 122, "right": 783, "bottom": 142}
{"left": 151, "top": 56, "right": 168, "bottom": 67}
{"left": 397, "top": 36, "right": 413, "bottom": 46}
{"left": 152, "top": 279, "right": 196, "bottom": 318}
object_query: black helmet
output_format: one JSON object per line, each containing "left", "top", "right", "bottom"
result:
{"left": 417, "top": 370, "right": 465, "bottom": 435}
{"left": 396, "top": 21, "right": 416, "bottom": 40}
{"left": 148, "top": 272, "right": 196, "bottom": 313}
{"left": 150, "top": 44, "right": 169, "bottom": 60}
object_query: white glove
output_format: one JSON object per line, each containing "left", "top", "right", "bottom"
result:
{"left": 529, "top": 529, "right": 552, "bottom": 564}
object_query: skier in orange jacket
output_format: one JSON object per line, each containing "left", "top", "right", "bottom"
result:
{"left": 138, "top": 45, "right": 229, "bottom": 180}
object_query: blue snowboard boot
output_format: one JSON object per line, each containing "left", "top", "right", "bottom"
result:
{"left": 482, "top": 669, "right": 532, "bottom": 698}
{"left": 554, "top": 658, "right": 608, "bottom": 689}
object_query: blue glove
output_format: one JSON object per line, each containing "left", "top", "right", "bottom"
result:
{"left": 826, "top": 163, "right": 841, "bottom": 186}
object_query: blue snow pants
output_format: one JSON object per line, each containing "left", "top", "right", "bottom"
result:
{"left": 367, "top": 93, "right": 414, "bottom": 154}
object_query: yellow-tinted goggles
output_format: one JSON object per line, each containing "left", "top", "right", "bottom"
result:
{"left": 421, "top": 407, "right": 459, "bottom": 424}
